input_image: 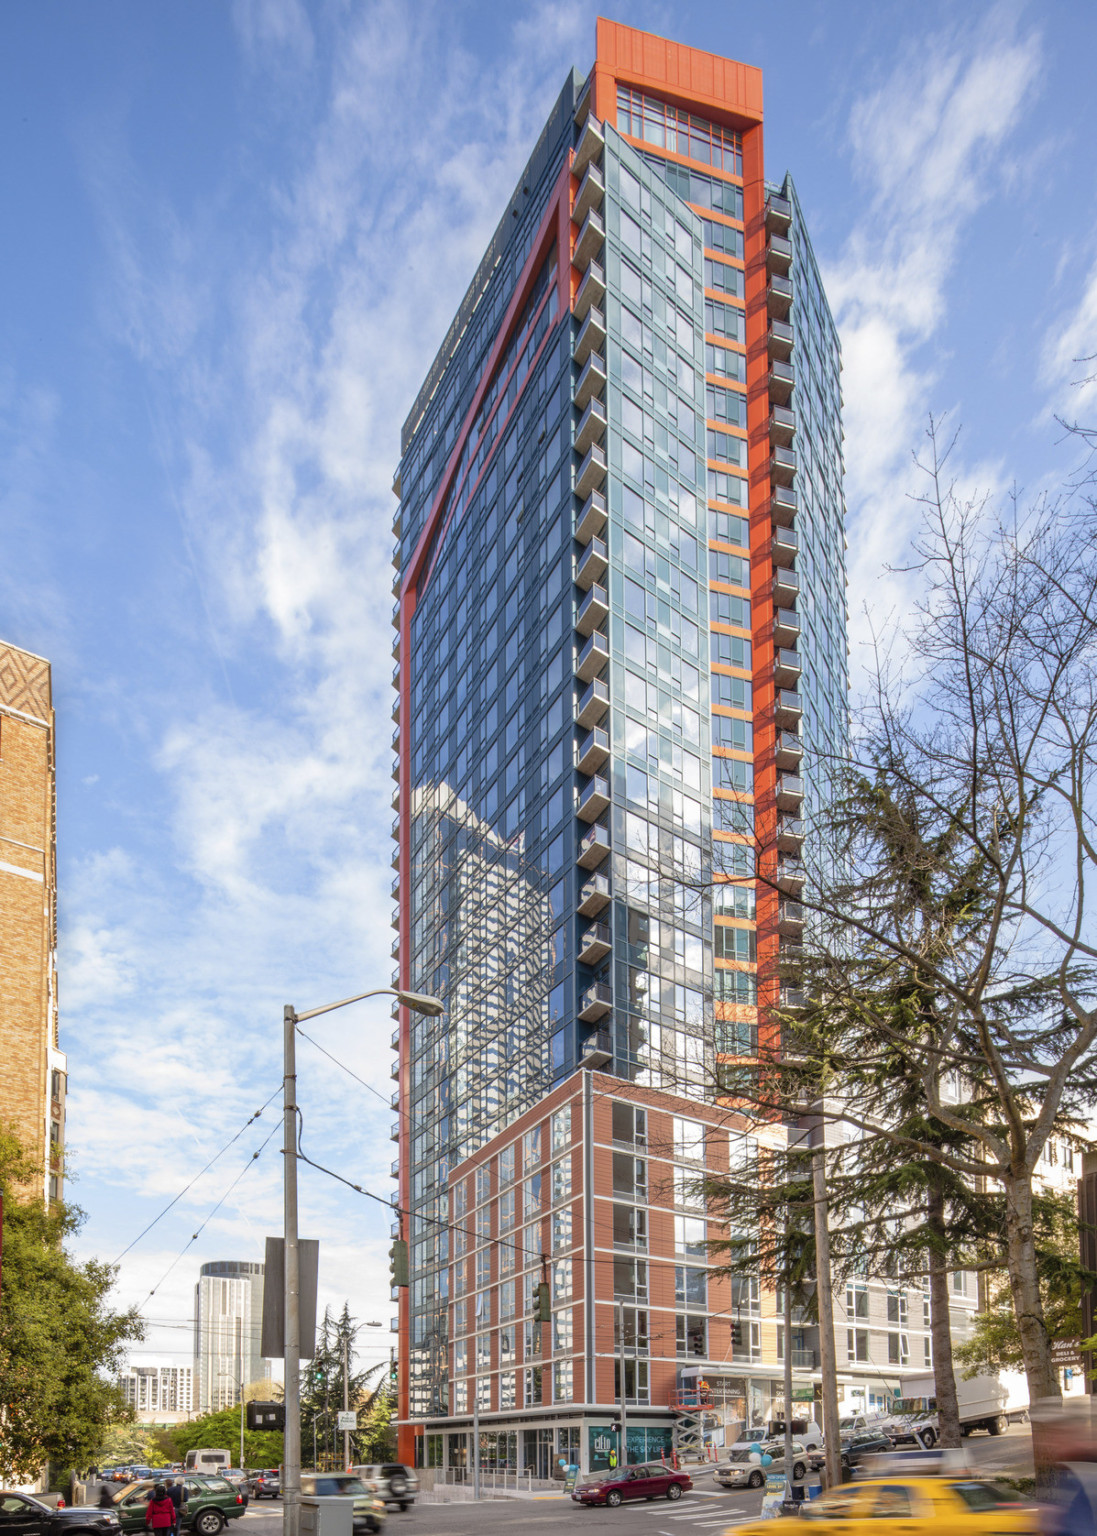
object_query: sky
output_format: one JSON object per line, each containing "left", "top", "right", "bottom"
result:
{"left": 2, "top": 0, "right": 1096, "bottom": 1379}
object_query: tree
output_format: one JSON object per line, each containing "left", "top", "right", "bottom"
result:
{"left": 300, "top": 1305, "right": 385, "bottom": 1471}
{"left": 729, "top": 425, "right": 1097, "bottom": 1473}
{"left": 95, "top": 1424, "right": 172, "bottom": 1470}
{"left": 0, "top": 1127, "right": 144, "bottom": 1481}
{"left": 162, "top": 1407, "right": 283, "bottom": 1469}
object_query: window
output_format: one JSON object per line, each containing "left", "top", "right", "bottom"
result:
{"left": 614, "top": 1357, "right": 650, "bottom": 1406}
{"left": 675, "top": 1265, "right": 707, "bottom": 1308}
{"left": 612, "top": 1203, "right": 647, "bottom": 1250}
{"left": 552, "top": 1206, "right": 572, "bottom": 1252}
{"left": 553, "top": 1257, "right": 573, "bottom": 1302}
{"left": 887, "top": 1332, "right": 910, "bottom": 1366}
{"left": 523, "top": 1367, "right": 543, "bottom": 1407}
{"left": 453, "top": 1340, "right": 467, "bottom": 1375}
{"left": 673, "top": 1116, "right": 706, "bottom": 1162}
{"left": 500, "top": 1280, "right": 516, "bottom": 1321}
{"left": 553, "top": 1307, "right": 574, "bottom": 1354}
{"left": 675, "top": 1215, "right": 707, "bottom": 1261}
{"left": 952, "top": 1270, "right": 969, "bottom": 1296}
{"left": 499, "top": 1144, "right": 515, "bottom": 1185}
{"left": 552, "top": 1106, "right": 571, "bottom": 1151}
{"left": 677, "top": 1314, "right": 706, "bottom": 1357}
{"left": 499, "top": 1189, "right": 516, "bottom": 1231}
{"left": 476, "top": 1333, "right": 491, "bottom": 1371}
{"left": 614, "top": 1257, "right": 648, "bottom": 1301}
{"left": 523, "top": 1127, "right": 541, "bottom": 1172}
{"left": 500, "top": 1372, "right": 515, "bottom": 1409}
{"left": 476, "top": 1248, "right": 490, "bottom": 1288}
{"left": 524, "top": 1222, "right": 542, "bottom": 1265}
{"left": 674, "top": 1166, "right": 705, "bottom": 1211}
{"left": 553, "top": 1360, "right": 574, "bottom": 1403}
{"left": 924, "top": 1337, "right": 932, "bottom": 1366}
{"left": 731, "top": 1319, "right": 761, "bottom": 1360}
{"left": 476, "top": 1165, "right": 491, "bottom": 1205}
{"left": 615, "top": 1305, "right": 649, "bottom": 1352}
{"left": 551, "top": 1158, "right": 571, "bottom": 1204}
{"left": 499, "top": 1323, "right": 515, "bottom": 1362}
{"left": 887, "top": 1291, "right": 908, "bottom": 1325}
{"left": 611, "top": 1102, "right": 647, "bottom": 1146}
{"left": 612, "top": 1153, "right": 647, "bottom": 1200}
{"left": 847, "top": 1328, "right": 868, "bottom": 1363}
{"left": 524, "top": 1174, "right": 542, "bottom": 1217}
{"left": 846, "top": 1283, "right": 868, "bottom": 1320}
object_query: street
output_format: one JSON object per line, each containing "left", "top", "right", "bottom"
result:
{"left": 234, "top": 1486, "right": 764, "bottom": 1536}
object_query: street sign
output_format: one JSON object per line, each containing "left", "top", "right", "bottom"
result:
{"left": 337, "top": 1411, "right": 357, "bottom": 1432}
{"left": 1051, "top": 1339, "right": 1083, "bottom": 1368}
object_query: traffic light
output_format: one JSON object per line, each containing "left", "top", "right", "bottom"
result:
{"left": 389, "top": 1357, "right": 398, "bottom": 1384}
{"left": 390, "top": 1238, "right": 409, "bottom": 1288}
{"left": 311, "top": 1364, "right": 324, "bottom": 1388}
{"left": 535, "top": 1281, "right": 551, "bottom": 1323}
{"left": 246, "top": 1401, "right": 285, "bottom": 1432}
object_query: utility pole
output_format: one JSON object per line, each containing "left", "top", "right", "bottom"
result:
{"left": 283, "top": 1004, "right": 301, "bottom": 1536}
{"left": 617, "top": 1300, "right": 628, "bottom": 1468}
{"left": 239, "top": 1378, "right": 245, "bottom": 1471}
{"left": 812, "top": 1138, "right": 842, "bottom": 1489}
{"left": 342, "top": 1333, "right": 351, "bottom": 1472}
{"left": 782, "top": 1217, "right": 794, "bottom": 1505}
{"left": 472, "top": 1379, "right": 480, "bottom": 1499}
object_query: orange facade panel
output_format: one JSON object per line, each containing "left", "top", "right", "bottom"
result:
{"left": 594, "top": 16, "right": 763, "bottom": 128}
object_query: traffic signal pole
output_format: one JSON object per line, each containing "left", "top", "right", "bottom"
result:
{"left": 284, "top": 1005, "right": 302, "bottom": 1536}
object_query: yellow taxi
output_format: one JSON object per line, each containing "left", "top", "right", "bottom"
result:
{"left": 730, "top": 1477, "right": 1037, "bottom": 1536}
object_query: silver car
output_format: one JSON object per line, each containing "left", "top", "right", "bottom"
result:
{"left": 713, "top": 1441, "right": 810, "bottom": 1490}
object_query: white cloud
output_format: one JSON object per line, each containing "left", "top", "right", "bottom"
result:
{"left": 824, "top": 13, "right": 1042, "bottom": 677}
{"left": 1041, "top": 253, "right": 1097, "bottom": 422}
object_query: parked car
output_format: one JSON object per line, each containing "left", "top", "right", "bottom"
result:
{"left": 714, "top": 1441, "right": 812, "bottom": 1491}
{"left": 110, "top": 1476, "right": 246, "bottom": 1536}
{"left": 250, "top": 1471, "right": 281, "bottom": 1500}
{"left": 299, "top": 1474, "right": 385, "bottom": 1535}
{"left": 0, "top": 1491, "right": 121, "bottom": 1536}
{"left": 572, "top": 1463, "right": 693, "bottom": 1507}
{"left": 840, "top": 1432, "right": 894, "bottom": 1479}
{"left": 350, "top": 1466, "right": 417, "bottom": 1513}
{"left": 218, "top": 1474, "right": 249, "bottom": 1506}
{"left": 731, "top": 1475, "right": 1036, "bottom": 1536}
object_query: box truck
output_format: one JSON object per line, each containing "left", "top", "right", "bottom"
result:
{"left": 894, "top": 1369, "right": 1029, "bottom": 1440}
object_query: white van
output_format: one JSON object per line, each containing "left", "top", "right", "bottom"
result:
{"left": 184, "top": 1449, "right": 232, "bottom": 1474}
{"left": 768, "top": 1419, "right": 824, "bottom": 1452}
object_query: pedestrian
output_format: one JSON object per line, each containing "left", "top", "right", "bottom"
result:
{"left": 145, "top": 1485, "right": 176, "bottom": 1534}
{"left": 98, "top": 1486, "right": 114, "bottom": 1511}
{"left": 165, "top": 1481, "right": 183, "bottom": 1517}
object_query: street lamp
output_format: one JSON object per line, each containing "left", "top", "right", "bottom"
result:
{"left": 283, "top": 986, "right": 442, "bottom": 1536}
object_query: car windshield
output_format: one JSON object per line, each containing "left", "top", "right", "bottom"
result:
{"left": 309, "top": 1478, "right": 369, "bottom": 1497}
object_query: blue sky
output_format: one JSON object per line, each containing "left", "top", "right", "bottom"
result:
{"left": 2, "top": 0, "right": 1096, "bottom": 1375}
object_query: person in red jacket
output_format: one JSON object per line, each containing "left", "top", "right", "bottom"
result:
{"left": 145, "top": 1486, "right": 176, "bottom": 1533}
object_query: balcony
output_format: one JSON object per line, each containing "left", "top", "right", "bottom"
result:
{"left": 777, "top": 855, "right": 805, "bottom": 891}
{"left": 575, "top": 442, "right": 607, "bottom": 499}
{"left": 776, "top": 688, "right": 803, "bottom": 724}
{"left": 390, "top": 1027, "right": 399, "bottom": 1051}
{"left": 770, "top": 445, "right": 797, "bottom": 487}
{"left": 390, "top": 1119, "right": 399, "bottom": 1142}
{"left": 777, "top": 774, "right": 804, "bottom": 811}
{"left": 576, "top": 629, "right": 609, "bottom": 682}
{"left": 578, "top": 872, "right": 611, "bottom": 917}
{"left": 575, "top": 350, "right": 606, "bottom": 409}
{"left": 574, "top": 258, "right": 605, "bottom": 319}
{"left": 775, "top": 647, "right": 802, "bottom": 685}
{"left": 578, "top": 822, "right": 611, "bottom": 870}
{"left": 572, "top": 160, "right": 605, "bottom": 225}
{"left": 766, "top": 193, "right": 792, "bottom": 233}
{"left": 575, "top": 395, "right": 607, "bottom": 455}
{"left": 766, "top": 233, "right": 792, "bottom": 274}
{"left": 576, "top": 581, "right": 609, "bottom": 636}
{"left": 769, "top": 404, "right": 796, "bottom": 446}
{"left": 777, "top": 816, "right": 804, "bottom": 852}
{"left": 772, "top": 527, "right": 798, "bottom": 568}
{"left": 776, "top": 729, "right": 804, "bottom": 769}
{"left": 573, "top": 207, "right": 605, "bottom": 269}
{"left": 767, "top": 273, "right": 793, "bottom": 317}
{"left": 790, "top": 1348, "right": 818, "bottom": 1370}
{"left": 779, "top": 899, "right": 805, "bottom": 934}
{"left": 581, "top": 1029, "right": 613, "bottom": 1068}
{"left": 577, "top": 724, "right": 610, "bottom": 774}
{"left": 390, "top": 936, "right": 399, "bottom": 962}
{"left": 578, "top": 981, "right": 613, "bottom": 1022}
{"left": 575, "top": 304, "right": 606, "bottom": 365}
{"left": 773, "top": 568, "right": 800, "bottom": 600}
{"left": 579, "top": 921, "right": 612, "bottom": 965}
{"left": 390, "top": 1159, "right": 399, "bottom": 1180}
{"left": 771, "top": 484, "right": 799, "bottom": 527}
{"left": 390, "top": 693, "right": 399, "bottom": 724}
{"left": 391, "top": 906, "right": 399, "bottom": 932}
{"left": 576, "top": 676, "right": 610, "bottom": 728}
{"left": 576, "top": 535, "right": 608, "bottom": 590}
{"left": 390, "top": 1089, "right": 399, "bottom": 1111}
{"left": 578, "top": 774, "right": 611, "bottom": 822}
{"left": 773, "top": 606, "right": 800, "bottom": 646}
{"left": 576, "top": 488, "right": 607, "bottom": 543}
{"left": 573, "top": 115, "right": 605, "bottom": 178}
{"left": 768, "top": 358, "right": 795, "bottom": 405}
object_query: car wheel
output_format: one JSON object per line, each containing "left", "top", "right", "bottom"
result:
{"left": 793, "top": 1464, "right": 806, "bottom": 1483}
{"left": 389, "top": 1478, "right": 407, "bottom": 1497}
{"left": 195, "top": 1513, "right": 225, "bottom": 1536}
{"left": 666, "top": 1484, "right": 682, "bottom": 1501}
{"left": 989, "top": 1415, "right": 1007, "bottom": 1436}
{"left": 606, "top": 1491, "right": 622, "bottom": 1508}
{"left": 921, "top": 1428, "right": 937, "bottom": 1448}
{"left": 399, "top": 1504, "right": 409, "bottom": 1512}
{"left": 748, "top": 1471, "right": 764, "bottom": 1490}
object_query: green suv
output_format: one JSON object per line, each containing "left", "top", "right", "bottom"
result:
{"left": 113, "top": 1478, "right": 246, "bottom": 1536}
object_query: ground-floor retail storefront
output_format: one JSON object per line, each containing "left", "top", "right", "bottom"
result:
{"left": 419, "top": 1413, "right": 678, "bottom": 1478}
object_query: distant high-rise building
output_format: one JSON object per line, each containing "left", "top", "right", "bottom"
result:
{"left": 0, "top": 641, "right": 66, "bottom": 1205}
{"left": 391, "top": 20, "right": 849, "bottom": 1464}
{"left": 193, "top": 1260, "right": 269, "bottom": 1412}
{"left": 119, "top": 1362, "right": 195, "bottom": 1423}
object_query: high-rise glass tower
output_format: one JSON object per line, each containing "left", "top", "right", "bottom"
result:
{"left": 392, "top": 20, "right": 847, "bottom": 1457}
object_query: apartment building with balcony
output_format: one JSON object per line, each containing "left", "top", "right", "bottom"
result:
{"left": 119, "top": 1362, "right": 195, "bottom": 1424}
{"left": 391, "top": 20, "right": 851, "bottom": 1459}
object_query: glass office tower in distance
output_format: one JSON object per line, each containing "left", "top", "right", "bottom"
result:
{"left": 390, "top": 19, "right": 848, "bottom": 1461}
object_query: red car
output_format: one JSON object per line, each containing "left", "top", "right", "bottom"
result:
{"left": 573, "top": 1463, "right": 693, "bottom": 1507}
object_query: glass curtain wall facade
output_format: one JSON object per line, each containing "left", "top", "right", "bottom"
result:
{"left": 392, "top": 20, "right": 848, "bottom": 1459}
